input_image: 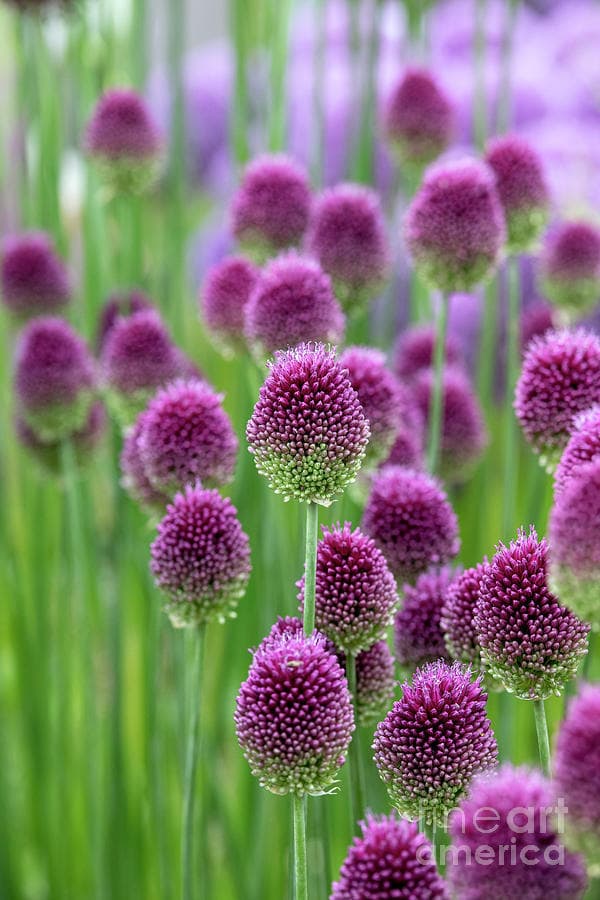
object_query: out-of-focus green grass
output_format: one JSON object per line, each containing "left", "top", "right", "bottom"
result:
{"left": 0, "top": 3, "right": 598, "bottom": 899}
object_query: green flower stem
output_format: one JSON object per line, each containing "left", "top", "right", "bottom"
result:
{"left": 424, "top": 820, "right": 440, "bottom": 870}
{"left": 268, "top": 0, "right": 291, "bottom": 151}
{"left": 502, "top": 257, "right": 520, "bottom": 539}
{"left": 473, "top": 0, "right": 488, "bottom": 150}
{"left": 533, "top": 698, "right": 551, "bottom": 777}
{"left": 293, "top": 793, "right": 308, "bottom": 900}
{"left": 353, "top": 1, "right": 381, "bottom": 184}
{"left": 167, "top": 0, "right": 187, "bottom": 342}
{"left": 476, "top": 278, "right": 498, "bottom": 407}
{"left": 496, "top": 0, "right": 519, "bottom": 134}
{"left": 311, "top": 0, "right": 326, "bottom": 185}
{"left": 347, "top": 655, "right": 366, "bottom": 830}
{"left": 231, "top": 0, "right": 250, "bottom": 165}
{"left": 303, "top": 502, "right": 319, "bottom": 635}
{"left": 182, "top": 624, "right": 206, "bottom": 900}
{"left": 427, "top": 294, "right": 449, "bottom": 475}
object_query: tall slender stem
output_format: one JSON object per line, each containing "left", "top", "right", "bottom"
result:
{"left": 181, "top": 625, "right": 205, "bottom": 900}
{"left": 496, "top": 0, "right": 519, "bottom": 134}
{"left": 533, "top": 698, "right": 551, "bottom": 777}
{"left": 303, "top": 503, "right": 319, "bottom": 635}
{"left": 353, "top": 0, "right": 381, "bottom": 183}
{"left": 427, "top": 294, "right": 448, "bottom": 475}
{"left": 312, "top": 0, "right": 326, "bottom": 185}
{"left": 167, "top": 0, "right": 187, "bottom": 341}
{"left": 268, "top": 0, "right": 291, "bottom": 151}
{"left": 231, "top": 0, "right": 250, "bottom": 165}
{"left": 473, "top": 0, "right": 488, "bottom": 149}
{"left": 346, "top": 655, "right": 366, "bottom": 829}
{"left": 502, "top": 257, "right": 520, "bottom": 539}
{"left": 293, "top": 793, "right": 308, "bottom": 900}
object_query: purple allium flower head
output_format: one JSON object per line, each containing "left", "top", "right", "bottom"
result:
{"left": 441, "top": 560, "right": 489, "bottom": 669}
{"left": 515, "top": 328, "right": 600, "bottom": 470}
{"left": 306, "top": 184, "right": 390, "bottom": 314}
{"left": 339, "top": 346, "right": 406, "bottom": 468}
{"left": 412, "top": 366, "right": 487, "bottom": 483}
{"left": 96, "top": 289, "right": 153, "bottom": 354}
{"left": 200, "top": 255, "right": 259, "bottom": 355}
{"left": 383, "top": 66, "right": 455, "bottom": 168}
{"left": 120, "top": 409, "right": 170, "bottom": 511}
{"left": 150, "top": 484, "right": 250, "bottom": 628}
{"left": 549, "top": 458, "right": 600, "bottom": 630}
{"left": 1, "top": 232, "right": 71, "bottom": 318}
{"left": 475, "top": 528, "right": 589, "bottom": 699}
{"left": 14, "top": 316, "right": 96, "bottom": 443}
{"left": 555, "top": 684, "right": 600, "bottom": 861}
{"left": 393, "top": 323, "right": 464, "bottom": 382}
{"left": 521, "top": 300, "right": 555, "bottom": 353}
{"left": 447, "top": 765, "right": 588, "bottom": 900}
{"left": 394, "top": 567, "right": 456, "bottom": 671}
{"left": 554, "top": 405, "right": 600, "bottom": 496}
{"left": 100, "top": 309, "right": 182, "bottom": 424}
{"left": 381, "top": 379, "right": 425, "bottom": 470}
{"left": 297, "top": 522, "right": 398, "bottom": 655}
{"left": 330, "top": 813, "right": 448, "bottom": 899}
{"left": 231, "top": 154, "right": 311, "bottom": 260}
{"left": 139, "top": 378, "right": 237, "bottom": 494}
{"left": 405, "top": 158, "right": 506, "bottom": 293}
{"left": 354, "top": 641, "right": 396, "bottom": 728}
{"left": 246, "top": 343, "right": 370, "bottom": 505}
{"left": 485, "top": 134, "right": 549, "bottom": 253}
{"left": 16, "top": 401, "right": 106, "bottom": 473}
{"left": 235, "top": 630, "right": 354, "bottom": 795}
{"left": 245, "top": 253, "right": 345, "bottom": 358}
{"left": 373, "top": 660, "right": 497, "bottom": 823}
{"left": 84, "top": 88, "right": 163, "bottom": 193}
{"left": 541, "top": 221, "right": 600, "bottom": 319}
{"left": 363, "top": 466, "right": 460, "bottom": 583}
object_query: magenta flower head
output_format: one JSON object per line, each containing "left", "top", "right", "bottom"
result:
{"left": 521, "top": 300, "right": 555, "bottom": 353}
{"left": 84, "top": 88, "right": 163, "bottom": 194}
{"left": 441, "top": 560, "right": 489, "bottom": 669}
{"left": 541, "top": 221, "right": 600, "bottom": 319}
{"left": 383, "top": 66, "right": 455, "bottom": 169}
{"left": 246, "top": 343, "right": 370, "bottom": 505}
{"left": 16, "top": 401, "right": 106, "bottom": 473}
{"left": 394, "top": 567, "right": 456, "bottom": 672}
{"left": 306, "top": 183, "right": 391, "bottom": 314}
{"left": 339, "top": 346, "right": 406, "bottom": 468}
{"left": 447, "top": 765, "right": 588, "bottom": 900}
{"left": 354, "top": 641, "right": 396, "bottom": 728}
{"left": 474, "top": 528, "right": 589, "bottom": 700}
{"left": 331, "top": 813, "right": 448, "bottom": 900}
{"left": 363, "top": 466, "right": 460, "bottom": 583}
{"left": 1, "top": 232, "right": 70, "bottom": 319}
{"left": 297, "top": 522, "right": 398, "bottom": 655}
{"left": 555, "top": 684, "right": 600, "bottom": 864}
{"left": 384, "top": 413, "right": 425, "bottom": 470}
{"left": 139, "top": 378, "right": 237, "bottom": 494}
{"left": 549, "top": 458, "right": 600, "bottom": 630}
{"left": 393, "top": 324, "right": 463, "bottom": 383}
{"left": 14, "top": 316, "right": 96, "bottom": 443}
{"left": 515, "top": 328, "right": 600, "bottom": 470}
{"left": 405, "top": 158, "right": 506, "bottom": 293}
{"left": 413, "top": 366, "right": 487, "bottom": 482}
{"left": 245, "top": 253, "right": 345, "bottom": 358}
{"left": 200, "top": 255, "right": 259, "bottom": 356}
{"left": 485, "top": 134, "right": 549, "bottom": 253}
{"left": 120, "top": 409, "right": 170, "bottom": 511}
{"left": 150, "top": 484, "right": 250, "bottom": 628}
{"left": 554, "top": 405, "right": 600, "bottom": 495}
{"left": 100, "top": 309, "right": 183, "bottom": 425}
{"left": 235, "top": 630, "right": 354, "bottom": 795}
{"left": 373, "top": 661, "right": 497, "bottom": 824}
{"left": 96, "top": 289, "right": 153, "bottom": 353}
{"left": 231, "top": 154, "right": 311, "bottom": 261}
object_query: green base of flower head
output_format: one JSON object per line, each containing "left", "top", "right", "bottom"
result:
{"left": 251, "top": 440, "right": 366, "bottom": 507}
{"left": 543, "top": 275, "right": 600, "bottom": 321}
{"left": 550, "top": 564, "right": 600, "bottom": 632}
{"left": 332, "top": 276, "right": 386, "bottom": 318}
{"left": 23, "top": 390, "right": 94, "bottom": 444}
{"left": 564, "top": 822, "right": 600, "bottom": 874}
{"left": 356, "top": 685, "right": 395, "bottom": 729}
{"left": 164, "top": 572, "right": 250, "bottom": 629}
{"left": 390, "top": 136, "right": 446, "bottom": 173}
{"left": 381, "top": 773, "right": 467, "bottom": 827}
{"left": 414, "top": 248, "right": 499, "bottom": 295}
{"left": 239, "top": 231, "right": 290, "bottom": 266}
{"left": 505, "top": 205, "right": 548, "bottom": 255}
{"left": 104, "top": 386, "right": 155, "bottom": 430}
{"left": 536, "top": 443, "right": 563, "bottom": 474}
{"left": 243, "top": 753, "right": 344, "bottom": 797}
{"left": 480, "top": 646, "right": 586, "bottom": 701}
{"left": 92, "top": 154, "right": 163, "bottom": 197}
